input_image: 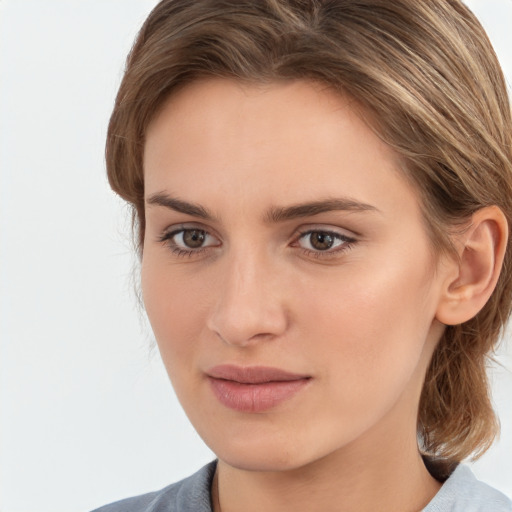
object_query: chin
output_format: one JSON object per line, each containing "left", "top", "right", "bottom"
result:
{"left": 219, "top": 448, "right": 309, "bottom": 473}
{"left": 206, "top": 427, "right": 341, "bottom": 473}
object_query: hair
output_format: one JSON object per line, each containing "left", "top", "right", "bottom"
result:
{"left": 106, "top": 0, "right": 512, "bottom": 467}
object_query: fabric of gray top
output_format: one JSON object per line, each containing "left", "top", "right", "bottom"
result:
{"left": 423, "top": 465, "right": 512, "bottom": 511}
{"left": 92, "top": 460, "right": 512, "bottom": 511}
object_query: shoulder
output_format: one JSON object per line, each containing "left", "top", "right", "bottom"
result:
{"left": 424, "top": 464, "right": 512, "bottom": 512}
{"left": 90, "top": 461, "right": 217, "bottom": 512}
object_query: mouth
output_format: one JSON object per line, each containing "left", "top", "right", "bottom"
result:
{"left": 206, "top": 365, "right": 311, "bottom": 413}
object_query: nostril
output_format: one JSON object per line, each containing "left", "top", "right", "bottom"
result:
{"left": 212, "top": 329, "right": 279, "bottom": 347}
{"left": 209, "top": 307, "right": 288, "bottom": 346}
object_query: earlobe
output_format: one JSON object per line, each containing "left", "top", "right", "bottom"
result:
{"left": 435, "top": 206, "right": 508, "bottom": 326}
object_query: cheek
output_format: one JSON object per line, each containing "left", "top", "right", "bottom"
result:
{"left": 297, "top": 254, "right": 437, "bottom": 395}
{"left": 140, "top": 254, "right": 211, "bottom": 367}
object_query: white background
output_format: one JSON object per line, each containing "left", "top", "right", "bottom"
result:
{"left": 0, "top": 1, "right": 511, "bottom": 511}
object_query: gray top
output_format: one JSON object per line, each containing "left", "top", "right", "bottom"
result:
{"left": 423, "top": 464, "right": 512, "bottom": 511}
{"left": 92, "top": 461, "right": 512, "bottom": 512}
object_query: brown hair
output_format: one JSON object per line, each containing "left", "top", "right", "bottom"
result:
{"left": 106, "top": 0, "right": 512, "bottom": 465}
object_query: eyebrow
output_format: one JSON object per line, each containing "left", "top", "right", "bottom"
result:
{"left": 146, "top": 192, "right": 379, "bottom": 223}
{"left": 147, "top": 193, "right": 214, "bottom": 220}
{"left": 265, "top": 198, "right": 379, "bottom": 223}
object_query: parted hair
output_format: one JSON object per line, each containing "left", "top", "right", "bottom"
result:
{"left": 106, "top": 0, "right": 512, "bottom": 465}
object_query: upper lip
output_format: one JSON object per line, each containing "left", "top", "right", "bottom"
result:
{"left": 207, "top": 365, "right": 310, "bottom": 384}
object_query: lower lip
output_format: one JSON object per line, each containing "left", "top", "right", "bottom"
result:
{"left": 208, "top": 377, "right": 310, "bottom": 413}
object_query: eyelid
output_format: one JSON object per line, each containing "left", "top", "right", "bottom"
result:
{"left": 159, "top": 222, "right": 220, "bottom": 240}
{"left": 293, "top": 223, "right": 358, "bottom": 240}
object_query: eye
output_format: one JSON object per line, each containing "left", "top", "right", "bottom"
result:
{"left": 175, "top": 229, "right": 210, "bottom": 249}
{"left": 294, "top": 229, "right": 356, "bottom": 257}
{"left": 159, "top": 227, "right": 220, "bottom": 257}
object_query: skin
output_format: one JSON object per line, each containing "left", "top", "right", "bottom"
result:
{"left": 141, "top": 78, "right": 468, "bottom": 511}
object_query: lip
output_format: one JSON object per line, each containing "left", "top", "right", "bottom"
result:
{"left": 206, "top": 365, "right": 311, "bottom": 413}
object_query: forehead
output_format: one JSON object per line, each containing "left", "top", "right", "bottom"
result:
{"left": 143, "top": 78, "right": 421, "bottom": 224}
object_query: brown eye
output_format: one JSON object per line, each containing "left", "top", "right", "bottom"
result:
{"left": 296, "top": 229, "right": 355, "bottom": 255}
{"left": 161, "top": 228, "right": 220, "bottom": 255}
{"left": 309, "top": 232, "right": 335, "bottom": 251}
{"left": 182, "top": 229, "right": 206, "bottom": 248}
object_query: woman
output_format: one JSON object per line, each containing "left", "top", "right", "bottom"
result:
{"left": 94, "top": 0, "right": 512, "bottom": 510}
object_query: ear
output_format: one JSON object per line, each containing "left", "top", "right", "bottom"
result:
{"left": 436, "top": 206, "right": 508, "bottom": 326}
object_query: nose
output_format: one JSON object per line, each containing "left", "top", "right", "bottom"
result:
{"left": 207, "top": 249, "right": 289, "bottom": 347}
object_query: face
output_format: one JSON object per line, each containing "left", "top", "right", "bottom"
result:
{"left": 142, "top": 78, "right": 449, "bottom": 472}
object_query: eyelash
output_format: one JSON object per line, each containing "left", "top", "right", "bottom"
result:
{"left": 158, "top": 226, "right": 357, "bottom": 259}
